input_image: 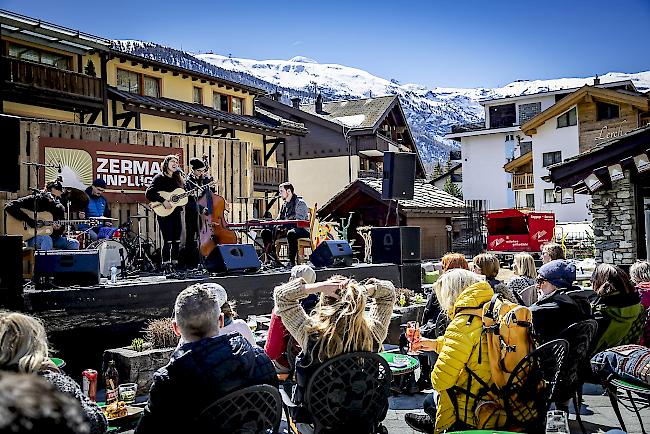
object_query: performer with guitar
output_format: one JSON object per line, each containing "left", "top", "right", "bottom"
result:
{"left": 184, "top": 157, "right": 214, "bottom": 268}
{"left": 5, "top": 178, "right": 80, "bottom": 250}
{"left": 146, "top": 154, "right": 184, "bottom": 269}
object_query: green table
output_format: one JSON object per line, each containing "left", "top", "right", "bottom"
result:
{"left": 50, "top": 357, "right": 65, "bottom": 369}
{"left": 379, "top": 352, "right": 419, "bottom": 376}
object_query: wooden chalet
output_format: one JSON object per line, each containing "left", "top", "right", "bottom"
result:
{"left": 257, "top": 94, "right": 426, "bottom": 209}
{"left": 319, "top": 178, "right": 465, "bottom": 259}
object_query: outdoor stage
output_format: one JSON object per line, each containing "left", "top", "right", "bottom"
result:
{"left": 19, "top": 263, "right": 402, "bottom": 376}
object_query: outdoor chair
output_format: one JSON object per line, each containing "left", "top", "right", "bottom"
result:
{"left": 554, "top": 319, "right": 599, "bottom": 434}
{"left": 435, "top": 310, "right": 450, "bottom": 338}
{"left": 604, "top": 375, "right": 650, "bottom": 434}
{"left": 620, "top": 306, "right": 650, "bottom": 346}
{"left": 198, "top": 384, "right": 282, "bottom": 434}
{"left": 501, "top": 339, "right": 568, "bottom": 433}
{"left": 281, "top": 352, "right": 392, "bottom": 434}
{"left": 275, "top": 204, "right": 317, "bottom": 264}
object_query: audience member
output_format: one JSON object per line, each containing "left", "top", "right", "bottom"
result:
{"left": 207, "top": 283, "right": 257, "bottom": 346}
{"left": 0, "top": 312, "right": 107, "bottom": 434}
{"left": 264, "top": 264, "right": 317, "bottom": 373}
{"left": 404, "top": 269, "right": 495, "bottom": 433}
{"left": 507, "top": 253, "right": 538, "bottom": 306}
{"left": 135, "top": 283, "right": 277, "bottom": 434}
{"left": 529, "top": 260, "right": 590, "bottom": 344}
{"left": 541, "top": 242, "right": 565, "bottom": 264}
{"left": 590, "top": 264, "right": 643, "bottom": 354}
{"left": 274, "top": 275, "right": 395, "bottom": 426}
{"left": 472, "top": 253, "right": 518, "bottom": 303}
{"left": 0, "top": 372, "right": 90, "bottom": 434}
{"left": 630, "top": 260, "right": 650, "bottom": 346}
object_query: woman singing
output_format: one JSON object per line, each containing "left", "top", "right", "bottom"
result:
{"left": 146, "top": 155, "right": 184, "bottom": 270}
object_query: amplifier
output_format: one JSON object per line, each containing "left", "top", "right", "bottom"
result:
{"left": 205, "top": 244, "right": 261, "bottom": 273}
{"left": 400, "top": 262, "right": 422, "bottom": 292}
{"left": 34, "top": 250, "right": 100, "bottom": 288}
{"left": 371, "top": 226, "right": 421, "bottom": 264}
{"left": 310, "top": 240, "right": 353, "bottom": 268}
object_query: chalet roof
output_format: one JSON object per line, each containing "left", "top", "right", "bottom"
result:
{"left": 299, "top": 95, "right": 397, "bottom": 131}
{"left": 108, "top": 87, "right": 307, "bottom": 137}
{"left": 320, "top": 177, "right": 465, "bottom": 216}
{"left": 255, "top": 106, "right": 307, "bottom": 133}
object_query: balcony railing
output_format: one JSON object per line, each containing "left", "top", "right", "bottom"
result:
{"left": 2, "top": 56, "right": 103, "bottom": 101}
{"left": 358, "top": 169, "right": 382, "bottom": 179}
{"left": 451, "top": 122, "right": 485, "bottom": 134}
{"left": 512, "top": 173, "right": 534, "bottom": 190}
{"left": 253, "top": 165, "right": 286, "bottom": 190}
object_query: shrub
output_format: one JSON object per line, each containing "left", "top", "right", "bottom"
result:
{"left": 144, "top": 318, "right": 179, "bottom": 349}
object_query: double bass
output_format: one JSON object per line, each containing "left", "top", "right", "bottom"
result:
{"left": 197, "top": 155, "right": 237, "bottom": 257}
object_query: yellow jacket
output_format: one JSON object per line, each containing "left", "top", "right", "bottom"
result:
{"left": 431, "top": 281, "right": 495, "bottom": 433}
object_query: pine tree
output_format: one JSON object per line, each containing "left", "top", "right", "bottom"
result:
{"left": 443, "top": 176, "right": 462, "bottom": 199}
{"left": 84, "top": 59, "right": 96, "bottom": 77}
{"left": 433, "top": 161, "right": 443, "bottom": 177}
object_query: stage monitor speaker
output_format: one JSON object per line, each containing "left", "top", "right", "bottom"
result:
{"left": 400, "top": 262, "right": 422, "bottom": 292}
{"left": 34, "top": 250, "right": 100, "bottom": 288}
{"left": 205, "top": 244, "right": 261, "bottom": 273}
{"left": 371, "top": 226, "right": 421, "bottom": 264}
{"left": 0, "top": 115, "right": 20, "bottom": 192}
{"left": 0, "top": 235, "right": 23, "bottom": 296}
{"left": 310, "top": 240, "right": 353, "bottom": 268}
{"left": 382, "top": 152, "right": 415, "bottom": 200}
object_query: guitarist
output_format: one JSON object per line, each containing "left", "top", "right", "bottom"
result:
{"left": 146, "top": 154, "right": 184, "bottom": 269}
{"left": 184, "top": 158, "right": 214, "bottom": 268}
{"left": 4, "top": 179, "right": 80, "bottom": 250}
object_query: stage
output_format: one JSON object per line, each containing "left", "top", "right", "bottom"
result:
{"left": 17, "top": 263, "right": 402, "bottom": 377}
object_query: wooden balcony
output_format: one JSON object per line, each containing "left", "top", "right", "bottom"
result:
{"left": 512, "top": 173, "right": 534, "bottom": 190}
{"left": 253, "top": 165, "right": 286, "bottom": 191}
{"left": 1, "top": 57, "right": 104, "bottom": 110}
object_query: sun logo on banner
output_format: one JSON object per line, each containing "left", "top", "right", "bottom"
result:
{"left": 44, "top": 148, "right": 93, "bottom": 190}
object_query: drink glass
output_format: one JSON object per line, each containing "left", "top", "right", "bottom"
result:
{"left": 247, "top": 316, "right": 257, "bottom": 332}
{"left": 118, "top": 383, "right": 137, "bottom": 405}
{"left": 405, "top": 321, "right": 420, "bottom": 355}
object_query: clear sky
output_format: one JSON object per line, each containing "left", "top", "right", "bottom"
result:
{"left": 3, "top": 0, "right": 649, "bottom": 89}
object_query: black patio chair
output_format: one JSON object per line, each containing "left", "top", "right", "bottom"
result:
{"left": 554, "top": 319, "right": 599, "bottom": 434}
{"left": 282, "top": 352, "right": 392, "bottom": 434}
{"left": 604, "top": 375, "right": 650, "bottom": 434}
{"left": 198, "top": 384, "right": 282, "bottom": 434}
{"left": 501, "top": 339, "right": 568, "bottom": 434}
{"left": 435, "top": 310, "right": 450, "bottom": 338}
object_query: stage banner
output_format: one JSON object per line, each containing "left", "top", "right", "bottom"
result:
{"left": 39, "top": 137, "right": 183, "bottom": 203}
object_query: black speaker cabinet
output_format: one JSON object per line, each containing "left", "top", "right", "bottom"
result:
{"left": 34, "top": 250, "right": 100, "bottom": 288}
{"left": 205, "top": 244, "right": 261, "bottom": 273}
{"left": 0, "top": 115, "right": 20, "bottom": 192}
{"left": 371, "top": 226, "right": 420, "bottom": 264}
{"left": 400, "top": 262, "right": 422, "bottom": 292}
{"left": 0, "top": 235, "right": 23, "bottom": 296}
{"left": 382, "top": 152, "right": 415, "bottom": 200}
{"left": 310, "top": 240, "right": 353, "bottom": 268}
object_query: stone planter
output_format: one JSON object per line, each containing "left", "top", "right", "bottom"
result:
{"left": 386, "top": 303, "right": 426, "bottom": 345}
{"left": 103, "top": 346, "right": 174, "bottom": 395}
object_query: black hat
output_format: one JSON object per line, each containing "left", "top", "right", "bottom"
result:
{"left": 189, "top": 158, "right": 205, "bottom": 170}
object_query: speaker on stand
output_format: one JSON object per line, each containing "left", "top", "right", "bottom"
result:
{"left": 205, "top": 244, "right": 261, "bottom": 273}
{"left": 310, "top": 240, "right": 353, "bottom": 268}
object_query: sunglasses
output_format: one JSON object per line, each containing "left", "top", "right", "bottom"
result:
{"left": 536, "top": 277, "right": 547, "bottom": 285}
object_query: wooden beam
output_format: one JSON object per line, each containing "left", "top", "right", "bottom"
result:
{"left": 200, "top": 79, "right": 206, "bottom": 84}
{"left": 265, "top": 139, "right": 283, "bottom": 162}
{"left": 173, "top": 72, "right": 179, "bottom": 76}
{"left": 131, "top": 61, "right": 138, "bottom": 66}
{"left": 87, "top": 110, "right": 100, "bottom": 125}
{"left": 182, "top": 74, "right": 188, "bottom": 79}
{"left": 100, "top": 53, "right": 109, "bottom": 126}
{"left": 153, "top": 66, "right": 159, "bottom": 72}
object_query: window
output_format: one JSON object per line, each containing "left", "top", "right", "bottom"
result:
{"left": 597, "top": 102, "right": 619, "bottom": 121}
{"left": 526, "top": 194, "right": 535, "bottom": 208}
{"left": 544, "top": 189, "right": 558, "bottom": 203}
{"left": 542, "top": 151, "right": 562, "bottom": 167}
{"left": 214, "top": 93, "right": 229, "bottom": 111}
{"left": 8, "top": 43, "right": 71, "bottom": 70}
{"left": 252, "top": 149, "right": 262, "bottom": 165}
{"left": 557, "top": 107, "right": 577, "bottom": 128}
{"left": 231, "top": 97, "right": 243, "bottom": 115}
{"left": 520, "top": 141, "right": 532, "bottom": 155}
{"left": 213, "top": 93, "right": 244, "bottom": 114}
{"left": 143, "top": 76, "right": 160, "bottom": 97}
{"left": 193, "top": 87, "right": 203, "bottom": 104}
{"left": 489, "top": 103, "right": 516, "bottom": 129}
{"left": 518, "top": 102, "right": 541, "bottom": 124}
{"left": 117, "top": 68, "right": 160, "bottom": 97}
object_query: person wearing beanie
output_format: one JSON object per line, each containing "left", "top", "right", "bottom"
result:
{"left": 183, "top": 157, "right": 214, "bottom": 268}
{"left": 79, "top": 178, "right": 112, "bottom": 241}
{"left": 529, "top": 260, "right": 591, "bottom": 343}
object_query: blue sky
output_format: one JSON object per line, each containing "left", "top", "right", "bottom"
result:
{"left": 3, "top": 0, "right": 649, "bottom": 88}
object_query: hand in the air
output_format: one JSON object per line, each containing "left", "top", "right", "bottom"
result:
{"left": 79, "top": 212, "right": 86, "bottom": 219}
{"left": 163, "top": 201, "right": 172, "bottom": 209}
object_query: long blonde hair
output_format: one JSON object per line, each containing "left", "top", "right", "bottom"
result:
{"left": 435, "top": 269, "right": 482, "bottom": 314}
{"left": 514, "top": 253, "right": 536, "bottom": 279}
{"left": 0, "top": 312, "right": 49, "bottom": 373}
{"left": 305, "top": 279, "right": 375, "bottom": 363}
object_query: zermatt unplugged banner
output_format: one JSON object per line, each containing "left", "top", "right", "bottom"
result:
{"left": 39, "top": 137, "right": 183, "bottom": 203}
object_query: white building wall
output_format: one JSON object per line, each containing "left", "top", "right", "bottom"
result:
{"left": 532, "top": 106, "right": 589, "bottom": 222}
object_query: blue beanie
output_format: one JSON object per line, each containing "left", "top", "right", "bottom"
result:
{"left": 538, "top": 260, "right": 576, "bottom": 289}
{"left": 92, "top": 178, "right": 107, "bottom": 188}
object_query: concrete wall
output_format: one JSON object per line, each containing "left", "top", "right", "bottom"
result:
{"left": 288, "top": 155, "right": 360, "bottom": 208}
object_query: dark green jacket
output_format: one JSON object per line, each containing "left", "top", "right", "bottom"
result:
{"left": 592, "top": 292, "right": 643, "bottom": 354}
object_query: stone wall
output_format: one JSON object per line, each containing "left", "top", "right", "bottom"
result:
{"left": 590, "top": 171, "right": 638, "bottom": 265}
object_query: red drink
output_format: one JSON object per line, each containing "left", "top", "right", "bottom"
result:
{"left": 82, "top": 369, "right": 98, "bottom": 402}
{"left": 406, "top": 321, "right": 420, "bottom": 354}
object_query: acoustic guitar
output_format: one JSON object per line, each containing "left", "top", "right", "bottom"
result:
{"left": 150, "top": 180, "right": 216, "bottom": 217}
{"left": 6, "top": 210, "right": 92, "bottom": 240}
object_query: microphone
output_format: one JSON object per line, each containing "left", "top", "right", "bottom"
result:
{"left": 57, "top": 160, "right": 62, "bottom": 173}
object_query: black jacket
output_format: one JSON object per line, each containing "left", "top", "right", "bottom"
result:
{"left": 135, "top": 333, "right": 277, "bottom": 434}
{"left": 5, "top": 192, "right": 65, "bottom": 228}
{"left": 530, "top": 289, "right": 591, "bottom": 343}
{"left": 145, "top": 173, "right": 183, "bottom": 203}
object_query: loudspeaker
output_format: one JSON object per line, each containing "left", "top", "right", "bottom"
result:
{"left": 371, "top": 226, "right": 420, "bottom": 264}
{"left": 0, "top": 235, "right": 23, "bottom": 295}
{"left": 0, "top": 115, "right": 20, "bottom": 192}
{"left": 34, "top": 250, "right": 100, "bottom": 288}
{"left": 310, "top": 240, "right": 353, "bottom": 268}
{"left": 400, "top": 262, "right": 422, "bottom": 292}
{"left": 205, "top": 244, "right": 261, "bottom": 273}
{"left": 382, "top": 152, "right": 415, "bottom": 200}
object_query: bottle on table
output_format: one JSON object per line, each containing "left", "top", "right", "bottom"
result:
{"left": 104, "top": 360, "right": 119, "bottom": 404}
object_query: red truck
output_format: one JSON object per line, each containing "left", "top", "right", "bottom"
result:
{"left": 486, "top": 209, "right": 555, "bottom": 265}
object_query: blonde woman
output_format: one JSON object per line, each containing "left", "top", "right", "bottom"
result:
{"left": 0, "top": 312, "right": 108, "bottom": 434}
{"left": 404, "top": 269, "right": 495, "bottom": 433}
{"left": 507, "top": 253, "right": 538, "bottom": 306}
{"left": 273, "top": 275, "right": 395, "bottom": 425}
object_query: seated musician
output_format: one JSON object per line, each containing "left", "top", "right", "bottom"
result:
{"left": 78, "top": 178, "right": 111, "bottom": 241}
{"left": 5, "top": 179, "right": 80, "bottom": 250}
{"left": 261, "top": 182, "right": 309, "bottom": 266}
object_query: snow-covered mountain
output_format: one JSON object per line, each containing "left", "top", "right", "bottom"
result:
{"left": 112, "top": 40, "right": 650, "bottom": 174}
